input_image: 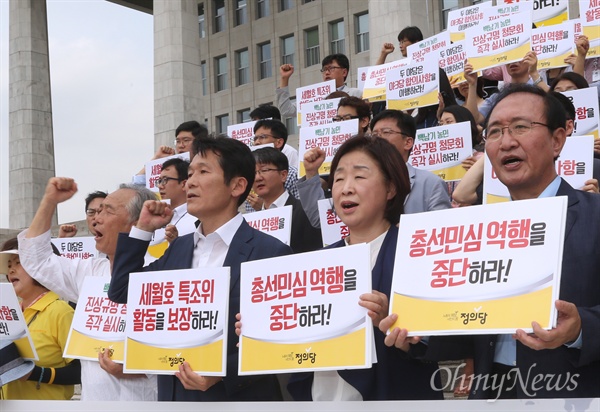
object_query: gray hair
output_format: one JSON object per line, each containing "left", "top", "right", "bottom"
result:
{"left": 118, "top": 183, "right": 158, "bottom": 224}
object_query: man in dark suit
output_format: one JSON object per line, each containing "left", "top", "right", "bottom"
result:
{"left": 108, "top": 137, "right": 292, "bottom": 402}
{"left": 250, "top": 147, "right": 322, "bottom": 253}
{"left": 381, "top": 84, "right": 600, "bottom": 399}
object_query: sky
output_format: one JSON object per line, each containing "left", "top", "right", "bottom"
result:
{"left": 0, "top": 0, "right": 153, "bottom": 229}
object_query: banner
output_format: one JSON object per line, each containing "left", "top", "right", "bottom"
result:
{"left": 124, "top": 268, "right": 229, "bottom": 375}
{"left": 239, "top": 244, "right": 372, "bottom": 374}
{"left": 362, "top": 59, "right": 408, "bottom": 102}
{"left": 483, "top": 135, "right": 595, "bottom": 203}
{"left": 579, "top": 0, "right": 600, "bottom": 58}
{"left": 298, "top": 119, "right": 358, "bottom": 177}
{"left": 244, "top": 206, "right": 293, "bottom": 245}
{"left": 0, "top": 284, "right": 38, "bottom": 360}
{"left": 531, "top": 22, "right": 575, "bottom": 70}
{"left": 407, "top": 32, "right": 451, "bottom": 65}
{"left": 388, "top": 197, "right": 567, "bottom": 336}
{"left": 410, "top": 122, "right": 474, "bottom": 181}
{"left": 440, "top": 40, "right": 468, "bottom": 86}
{"left": 317, "top": 198, "right": 347, "bottom": 247}
{"left": 300, "top": 98, "right": 341, "bottom": 127}
{"left": 63, "top": 276, "right": 127, "bottom": 362}
{"left": 465, "top": 12, "right": 532, "bottom": 73}
{"left": 51, "top": 237, "right": 98, "bottom": 260}
{"left": 386, "top": 56, "right": 439, "bottom": 111}
{"left": 296, "top": 80, "right": 336, "bottom": 126}
{"left": 144, "top": 152, "right": 190, "bottom": 193}
{"left": 447, "top": 3, "right": 494, "bottom": 42}
{"left": 562, "top": 87, "right": 599, "bottom": 139}
{"left": 227, "top": 120, "right": 258, "bottom": 147}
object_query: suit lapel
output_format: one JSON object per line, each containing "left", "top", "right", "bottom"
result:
{"left": 556, "top": 179, "right": 579, "bottom": 241}
{"left": 224, "top": 220, "right": 254, "bottom": 291}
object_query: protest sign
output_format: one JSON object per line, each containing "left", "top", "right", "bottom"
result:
{"left": 410, "top": 122, "right": 474, "bottom": 181}
{"left": 447, "top": 3, "right": 494, "bottom": 42}
{"left": 362, "top": 59, "right": 408, "bottom": 102}
{"left": 300, "top": 98, "right": 341, "bottom": 127}
{"left": 239, "top": 244, "right": 372, "bottom": 374}
{"left": 244, "top": 206, "right": 293, "bottom": 245}
{"left": 0, "top": 284, "right": 38, "bottom": 360}
{"left": 296, "top": 80, "right": 336, "bottom": 126}
{"left": 124, "top": 268, "right": 229, "bottom": 375}
{"left": 465, "top": 12, "right": 532, "bottom": 73}
{"left": 298, "top": 119, "right": 358, "bottom": 176}
{"left": 227, "top": 120, "right": 258, "bottom": 147}
{"left": 317, "top": 198, "right": 346, "bottom": 247}
{"left": 500, "top": 0, "right": 568, "bottom": 27}
{"left": 562, "top": 87, "right": 599, "bottom": 139}
{"left": 579, "top": 0, "right": 600, "bottom": 59}
{"left": 63, "top": 276, "right": 127, "bottom": 362}
{"left": 51, "top": 237, "right": 98, "bottom": 261}
{"left": 440, "top": 40, "right": 468, "bottom": 86}
{"left": 386, "top": 56, "right": 439, "bottom": 111}
{"left": 531, "top": 21, "right": 574, "bottom": 70}
{"left": 388, "top": 197, "right": 567, "bottom": 335}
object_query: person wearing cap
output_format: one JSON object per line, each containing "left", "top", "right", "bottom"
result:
{"left": 0, "top": 238, "right": 80, "bottom": 400}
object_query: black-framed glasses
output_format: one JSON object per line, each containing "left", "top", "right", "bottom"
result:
{"left": 332, "top": 115, "right": 359, "bottom": 122}
{"left": 85, "top": 208, "right": 100, "bottom": 217}
{"left": 255, "top": 168, "right": 281, "bottom": 176}
{"left": 156, "top": 176, "right": 181, "bottom": 186}
{"left": 483, "top": 121, "right": 550, "bottom": 142}
{"left": 320, "top": 66, "right": 343, "bottom": 73}
{"left": 371, "top": 128, "right": 411, "bottom": 139}
{"left": 254, "top": 133, "right": 279, "bottom": 142}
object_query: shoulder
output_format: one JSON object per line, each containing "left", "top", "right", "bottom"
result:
{"left": 412, "top": 167, "right": 446, "bottom": 188}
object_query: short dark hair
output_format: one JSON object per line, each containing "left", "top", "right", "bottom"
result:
{"left": 371, "top": 109, "right": 417, "bottom": 138}
{"left": 441, "top": 105, "right": 481, "bottom": 146}
{"left": 486, "top": 84, "right": 566, "bottom": 134}
{"left": 250, "top": 104, "right": 282, "bottom": 120}
{"left": 253, "top": 147, "right": 289, "bottom": 172}
{"left": 549, "top": 72, "right": 589, "bottom": 91}
{"left": 338, "top": 97, "right": 372, "bottom": 133}
{"left": 328, "top": 135, "right": 410, "bottom": 225}
{"left": 161, "top": 158, "right": 190, "bottom": 181}
{"left": 175, "top": 121, "right": 208, "bottom": 139}
{"left": 398, "top": 26, "right": 423, "bottom": 43}
{"left": 326, "top": 91, "right": 350, "bottom": 99}
{"left": 549, "top": 91, "right": 575, "bottom": 122}
{"left": 85, "top": 191, "right": 107, "bottom": 210}
{"left": 253, "top": 119, "right": 288, "bottom": 146}
{"left": 322, "top": 53, "right": 350, "bottom": 80}
{"left": 193, "top": 136, "right": 256, "bottom": 206}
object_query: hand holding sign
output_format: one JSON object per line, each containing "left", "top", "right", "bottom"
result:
{"left": 176, "top": 362, "right": 222, "bottom": 391}
{"left": 514, "top": 300, "right": 582, "bottom": 351}
{"left": 136, "top": 200, "right": 173, "bottom": 232}
{"left": 359, "top": 290, "right": 389, "bottom": 328}
{"left": 379, "top": 313, "right": 422, "bottom": 352}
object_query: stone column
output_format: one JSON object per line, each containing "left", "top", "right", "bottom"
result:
{"left": 9, "top": 0, "right": 56, "bottom": 229}
{"left": 154, "top": 0, "right": 204, "bottom": 148}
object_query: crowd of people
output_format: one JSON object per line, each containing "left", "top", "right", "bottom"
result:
{"left": 1, "top": 21, "right": 599, "bottom": 404}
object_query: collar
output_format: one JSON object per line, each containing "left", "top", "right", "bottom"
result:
{"left": 337, "top": 84, "right": 348, "bottom": 91}
{"left": 28, "top": 291, "right": 60, "bottom": 312}
{"left": 193, "top": 213, "right": 243, "bottom": 247}
{"left": 267, "top": 191, "right": 289, "bottom": 209}
{"left": 538, "top": 175, "right": 562, "bottom": 198}
{"left": 171, "top": 203, "right": 188, "bottom": 222}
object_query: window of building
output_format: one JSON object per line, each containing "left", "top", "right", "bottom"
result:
{"left": 355, "top": 13, "right": 369, "bottom": 53}
{"left": 201, "top": 61, "right": 207, "bottom": 95}
{"left": 302, "top": 0, "right": 314, "bottom": 3}
{"left": 304, "top": 28, "right": 320, "bottom": 67}
{"left": 235, "top": 0, "right": 247, "bottom": 26}
{"left": 215, "top": 55, "right": 228, "bottom": 91}
{"left": 279, "top": 0, "right": 294, "bottom": 12}
{"left": 238, "top": 108, "right": 251, "bottom": 123}
{"left": 281, "top": 35, "right": 295, "bottom": 66}
{"left": 214, "top": 0, "right": 226, "bottom": 33}
{"left": 257, "top": 0, "right": 270, "bottom": 18}
{"left": 471, "top": 0, "right": 492, "bottom": 3}
{"left": 441, "top": 0, "right": 460, "bottom": 29}
{"left": 329, "top": 20, "right": 345, "bottom": 55}
{"left": 198, "top": 3, "right": 206, "bottom": 38}
{"left": 259, "top": 42, "right": 272, "bottom": 80}
{"left": 217, "top": 114, "right": 230, "bottom": 134}
{"left": 235, "top": 49, "right": 249, "bottom": 86}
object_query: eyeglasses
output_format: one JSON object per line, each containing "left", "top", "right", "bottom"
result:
{"left": 255, "top": 168, "right": 281, "bottom": 176}
{"left": 332, "top": 115, "right": 359, "bottom": 122}
{"left": 156, "top": 176, "right": 180, "bottom": 186}
{"left": 483, "top": 121, "right": 550, "bottom": 142}
{"left": 86, "top": 208, "right": 100, "bottom": 217}
{"left": 173, "top": 137, "right": 193, "bottom": 146}
{"left": 371, "top": 128, "right": 411, "bottom": 139}
{"left": 254, "top": 133, "right": 278, "bottom": 142}
{"left": 320, "top": 66, "right": 343, "bottom": 73}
